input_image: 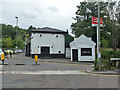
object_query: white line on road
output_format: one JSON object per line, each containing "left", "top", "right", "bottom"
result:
{"left": 0, "top": 65, "right": 3, "bottom": 68}
{"left": 1, "top": 70, "right": 88, "bottom": 75}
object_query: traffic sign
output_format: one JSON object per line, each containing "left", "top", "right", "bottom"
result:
{"left": 92, "top": 17, "right": 103, "bottom": 27}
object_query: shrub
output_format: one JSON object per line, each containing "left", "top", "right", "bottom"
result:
{"left": 111, "top": 50, "right": 120, "bottom": 58}
{"left": 94, "top": 50, "right": 120, "bottom": 71}
{"left": 94, "top": 59, "right": 99, "bottom": 71}
{"left": 101, "top": 50, "right": 113, "bottom": 59}
{"left": 101, "top": 50, "right": 120, "bottom": 59}
{"left": 101, "top": 59, "right": 111, "bottom": 70}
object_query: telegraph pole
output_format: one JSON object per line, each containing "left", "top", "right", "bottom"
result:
{"left": 97, "top": 0, "right": 101, "bottom": 71}
{"left": 15, "top": 16, "right": 18, "bottom": 49}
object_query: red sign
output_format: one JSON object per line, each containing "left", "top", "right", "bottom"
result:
{"left": 92, "top": 17, "right": 103, "bottom": 27}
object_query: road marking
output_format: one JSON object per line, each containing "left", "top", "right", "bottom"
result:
{"left": 0, "top": 70, "right": 119, "bottom": 76}
{"left": 81, "top": 70, "right": 120, "bottom": 76}
{"left": 0, "top": 65, "right": 3, "bottom": 68}
{"left": 1, "top": 70, "right": 88, "bottom": 75}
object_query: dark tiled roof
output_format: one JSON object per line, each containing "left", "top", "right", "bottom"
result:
{"left": 31, "top": 27, "right": 67, "bottom": 33}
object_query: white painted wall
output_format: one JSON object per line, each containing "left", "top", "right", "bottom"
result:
{"left": 71, "top": 46, "right": 95, "bottom": 61}
{"left": 31, "top": 33, "right": 65, "bottom": 54}
{"left": 66, "top": 48, "right": 71, "bottom": 58}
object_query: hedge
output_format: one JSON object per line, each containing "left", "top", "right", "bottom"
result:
{"left": 101, "top": 50, "right": 120, "bottom": 59}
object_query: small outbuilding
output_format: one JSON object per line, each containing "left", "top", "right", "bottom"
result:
{"left": 70, "top": 34, "right": 96, "bottom": 61}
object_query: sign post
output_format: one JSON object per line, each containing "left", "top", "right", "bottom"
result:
{"left": 98, "top": 1, "right": 101, "bottom": 71}
{"left": 92, "top": 3, "right": 103, "bottom": 71}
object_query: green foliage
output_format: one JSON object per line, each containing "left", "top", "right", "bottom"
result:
{"left": 26, "top": 25, "right": 36, "bottom": 34}
{"left": 1, "top": 24, "right": 28, "bottom": 49}
{"left": 2, "top": 37, "right": 13, "bottom": 49}
{"left": 15, "top": 36, "right": 25, "bottom": 49}
{"left": 17, "top": 39, "right": 25, "bottom": 49}
{"left": 101, "top": 50, "right": 113, "bottom": 59}
{"left": 111, "top": 50, "right": 120, "bottom": 58}
{"left": 95, "top": 50, "right": 120, "bottom": 71}
{"left": 94, "top": 59, "right": 99, "bottom": 71}
{"left": 101, "top": 59, "right": 111, "bottom": 70}
{"left": 71, "top": 2, "right": 120, "bottom": 48}
{"left": 101, "top": 50, "right": 120, "bottom": 59}
{"left": 101, "top": 37, "right": 110, "bottom": 48}
{"left": 111, "top": 67, "right": 116, "bottom": 70}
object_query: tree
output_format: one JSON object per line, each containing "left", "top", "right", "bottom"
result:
{"left": 107, "top": 2, "right": 120, "bottom": 50}
{"left": 71, "top": 2, "right": 120, "bottom": 49}
{"left": 2, "top": 37, "right": 13, "bottom": 49}
{"left": 1, "top": 24, "right": 27, "bottom": 49}
{"left": 26, "top": 25, "right": 36, "bottom": 33}
{"left": 15, "top": 36, "right": 25, "bottom": 49}
{"left": 71, "top": 2, "right": 109, "bottom": 43}
{"left": 101, "top": 37, "right": 110, "bottom": 48}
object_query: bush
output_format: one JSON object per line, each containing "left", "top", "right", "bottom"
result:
{"left": 101, "top": 59, "right": 111, "bottom": 70}
{"left": 94, "top": 50, "right": 120, "bottom": 71}
{"left": 111, "top": 50, "right": 120, "bottom": 58}
{"left": 101, "top": 50, "right": 113, "bottom": 59}
{"left": 101, "top": 50, "right": 120, "bottom": 59}
{"left": 94, "top": 59, "right": 99, "bottom": 71}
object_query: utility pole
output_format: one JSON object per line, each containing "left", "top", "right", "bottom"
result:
{"left": 15, "top": 16, "right": 18, "bottom": 49}
{"left": 97, "top": 0, "right": 101, "bottom": 71}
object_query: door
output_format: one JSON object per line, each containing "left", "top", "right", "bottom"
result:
{"left": 41, "top": 47, "right": 50, "bottom": 58}
{"left": 72, "top": 49, "right": 78, "bottom": 61}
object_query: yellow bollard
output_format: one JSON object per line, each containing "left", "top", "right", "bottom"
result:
{"left": 1, "top": 54, "right": 5, "bottom": 64}
{"left": 35, "top": 55, "right": 38, "bottom": 64}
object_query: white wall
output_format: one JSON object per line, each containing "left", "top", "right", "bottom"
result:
{"left": 71, "top": 46, "right": 95, "bottom": 61}
{"left": 31, "top": 33, "right": 65, "bottom": 54}
{"left": 66, "top": 48, "right": 71, "bottom": 58}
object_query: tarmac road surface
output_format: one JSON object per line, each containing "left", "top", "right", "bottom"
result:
{"left": 1, "top": 53, "right": 119, "bottom": 88}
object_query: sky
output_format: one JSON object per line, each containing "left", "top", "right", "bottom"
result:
{"left": 0, "top": 0, "right": 117, "bottom": 34}
{"left": 0, "top": 0, "right": 84, "bottom": 34}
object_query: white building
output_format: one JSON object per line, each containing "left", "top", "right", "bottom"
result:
{"left": 70, "top": 34, "right": 96, "bottom": 61}
{"left": 26, "top": 27, "right": 67, "bottom": 58}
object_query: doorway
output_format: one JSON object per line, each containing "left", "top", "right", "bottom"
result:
{"left": 72, "top": 49, "right": 78, "bottom": 61}
{"left": 41, "top": 47, "right": 50, "bottom": 58}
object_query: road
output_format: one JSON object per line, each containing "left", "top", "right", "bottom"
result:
{"left": 0, "top": 53, "right": 119, "bottom": 89}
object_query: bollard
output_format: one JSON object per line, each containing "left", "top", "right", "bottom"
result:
{"left": 35, "top": 55, "right": 38, "bottom": 64}
{"left": 1, "top": 54, "right": 5, "bottom": 64}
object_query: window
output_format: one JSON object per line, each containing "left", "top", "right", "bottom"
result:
{"left": 81, "top": 48, "right": 92, "bottom": 56}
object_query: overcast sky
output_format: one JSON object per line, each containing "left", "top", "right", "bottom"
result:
{"left": 0, "top": 0, "right": 84, "bottom": 34}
